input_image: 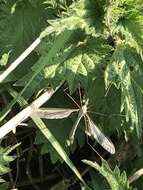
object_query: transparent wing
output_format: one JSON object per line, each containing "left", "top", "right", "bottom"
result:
{"left": 86, "top": 114, "right": 115, "bottom": 154}
{"left": 37, "top": 108, "right": 78, "bottom": 119}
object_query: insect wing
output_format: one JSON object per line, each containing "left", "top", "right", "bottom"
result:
{"left": 36, "top": 108, "right": 78, "bottom": 119}
{"left": 86, "top": 114, "right": 115, "bottom": 154}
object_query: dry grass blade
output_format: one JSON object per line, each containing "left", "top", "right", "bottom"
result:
{"left": 129, "top": 168, "right": 143, "bottom": 184}
{"left": 0, "top": 38, "right": 41, "bottom": 83}
{"left": 0, "top": 89, "right": 54, "bottom": 139}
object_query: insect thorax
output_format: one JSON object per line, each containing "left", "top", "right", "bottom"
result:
{"left": 81, "top": 104, "right": 88, "bottom": 115}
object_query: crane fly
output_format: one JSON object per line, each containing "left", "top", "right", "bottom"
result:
{"left": 36, "top": 99, "right": 115, "bottom": 155}
{"left": 0, "top": 87, "right": 115, "bottom": 154}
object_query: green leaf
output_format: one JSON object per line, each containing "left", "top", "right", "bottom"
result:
{"left": 65, "top": 37, "right": 111, "bottom": 93}
{"left": 0, "top": 53, "right": 9, "bottom": 66}
{"left": 41, "top": 0, "right": 106, "bottom": 37}
{"left": 121, "top": 15, "right": 143, "bottom": 59}
{"left": 0, "top": 0, "right": 48, "bottom": 60}
{"left": 105, "top": 44, "right": 143, "bottom": 137}
{"left": 0, "top": 182, "right": 8, "bottom": 190}
{"left": 16, "top": 35, "right": 111, "bottom": 94}
{"left": 0, "top": 0, "right": 50, "bottom": 83}
{"left": 20, "top": 29, "right": 73, "bottom": 93}
{"left": 0, "top": 143, "right": 19, "bottom": 183}
{"left": 40, "top": 37, "right": 110, "bottom": 93}
{"left": 87, "top": 171, "right": 107, "bottom": 190}
{"left": 82, "top": 159, "right": 134, "bottom": 190}
{"left": 105, "top": 0, "right": 143, "bottom": 32}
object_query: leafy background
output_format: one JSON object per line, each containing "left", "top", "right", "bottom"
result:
{"left": 0, "top": 0, "right": 143, "bottom": 189}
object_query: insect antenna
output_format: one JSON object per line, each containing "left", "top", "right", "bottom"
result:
{"left": 64, "top": 91, "right": 80, "bottom": 108}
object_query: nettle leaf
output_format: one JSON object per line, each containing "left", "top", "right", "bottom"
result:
{"left": 87, "top": 171, "right": 107, "bottom": 190}
{"left": 65, "top": 51, "right": 95, "bottom": 93}
{"left": 83, "top": 159, "right": 134, "bottom": 190}
{"left": 0, "top": 143, "right": 19, "bottom": 186}
{"left": 16, "top": 29, "right": 85, "bottom": 87}
{"left": 43, "top": 37, "right": 111, "bottom": 93}
{"left": 17, "top": 34, "right": 111, "bottom": 94}
{"left": 41, "top": 0, "right": 106, "bottom": 38}
{"left": 11, "top": 29, "right": 72, "bottom": 104}
{"left": 14, "top": 31, "right": 73, "bottom": 88}
{"left": 106, "top": 0, "right": 143, "bottom": 59}
{"left": 0, "top": 0, "right": 50, "bottom": 82}
{"left": 121, "top": 14, "right": 143, "bottom": 60}
{"left": 105, "top": 44, "right": 143, "bottom": 137}
{"left": 14, "top": 0, "right": 109, "bottom": 92}
{"left": 0, "top": 0, "right": 48, "bottom": 60}
{"left": 14, "top": 71, "right": 47, "bottom": 100}
{"left": 64, "top": 38, "right": 110, "bottom": 92}
{"left": 105, "top": 0, "right": 141, "bottom": 34}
